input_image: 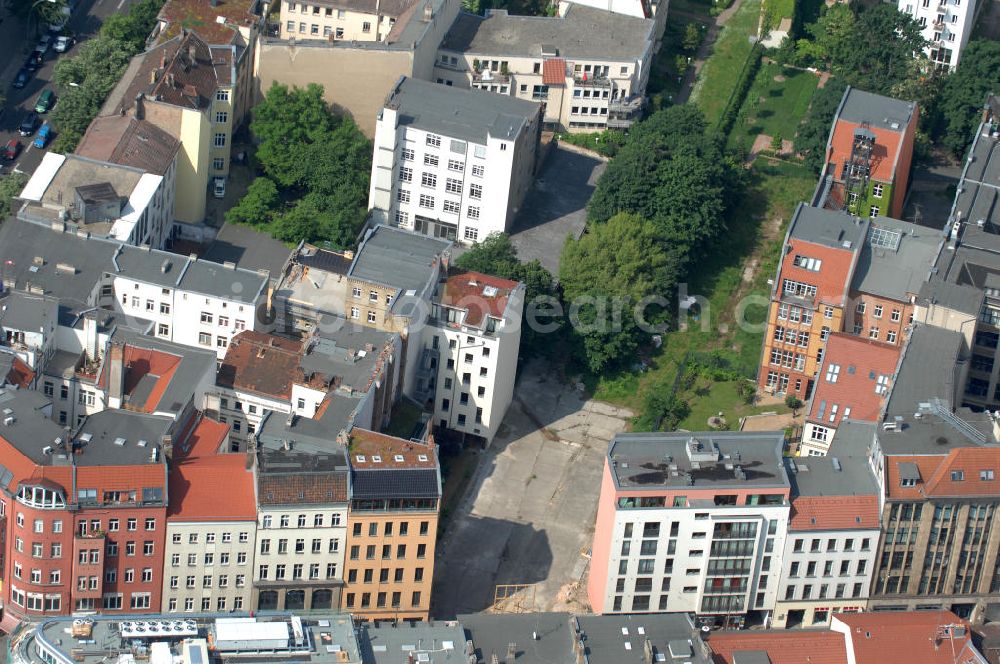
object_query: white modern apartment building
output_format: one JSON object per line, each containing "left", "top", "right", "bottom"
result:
{"left": 433, "top": 5, "right": 654, "bottom": 131}
{"left": 899, "top": 0, "right": 979, "bottom": 70}
{"left": 588, "top": 432, "right": 791, "bottom": 626}
{"left": 162, "top": 426, "right": 257, "bottom": 614}
{"left": 368, "top": 76, "right": 540, "bottom": 245}
{"left": 421, "top": 271, "right": 523, "bottom": 445}
{"left": 772, "top": 428, "right": 881, "bottom": 629}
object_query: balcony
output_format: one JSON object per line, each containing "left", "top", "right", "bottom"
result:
{"left": 472, "top": 70, "right": 510, "bottom": 86}
{"left": 573, "top": 75, "right": 612, "bottom": 88}
{"left": 608, "top": 96, "right": 645, "bottom": 129}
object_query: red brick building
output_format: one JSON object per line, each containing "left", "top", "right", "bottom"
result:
{"left": 0, "top": 389, "right": 179, "bottom": 629}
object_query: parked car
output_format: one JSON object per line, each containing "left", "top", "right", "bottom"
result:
{"left": 24, "top": 52, "right": 43, "bottom": 71}
{"left": 2, "top": 139, "right": 21, "bottom": 161}
{"left": 34, "top": 89, "right": 55, "bottom": 114}
{"left": 19, "top": 111, "right": 39, "bottom": 137}
{"left": 35, "top": 35, "right": 51, "bottom": 54}
{"left": 33, "top": 123, "right": 52, "bottom": 149}
{"left": 12, "top": 68, "right": 30, "bottom": 89}
{"left": 213, "top": 177, "right": 226, "bottom": 199}
{"left": 53, "top": 35, "right": 74, "bottom": 52}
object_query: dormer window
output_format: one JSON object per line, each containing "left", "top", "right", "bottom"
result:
{"left": 16, "top": 484, "right": 66, "bottom": 509}
{"left": 900, "top": 478, "right": 916, "bottom": 488}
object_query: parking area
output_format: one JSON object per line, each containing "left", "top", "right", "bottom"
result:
{"left": 431, "top": 359, "right": 633, "bottom": 618}
{"left": 508, "top": 143, "right": 607, "bottom": 275}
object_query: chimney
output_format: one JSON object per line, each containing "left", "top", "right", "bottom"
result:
{"left": 107, "top": 342, "right": 126, "bottom": 409}
{"left": 188, "top": 44, "right": 198, "bottom": 63}
{"left": 422, "top": 1, "right": 432, "bottom": 19}
{"left": 134, "top": 93, "right": 144, "bottom": 120}
{"left": 160, "top": 49, "right": 166, "bottom": 69}
{"left": 167, "top": 72, "right": 175, "bottom": 88}
{"left": 83, "top": 312, "right": 99, "bottom": 363}
{"left": 160, "top": 434, "right": 173, "bottom": 460}
{"left": 149, "top": 69, "right": 157, "bottom": 85}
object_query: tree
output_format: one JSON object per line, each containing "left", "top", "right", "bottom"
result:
{"left": 937, "top": 40, "right": 1000, "bottom": 155}
{"left": 225, "top": 177, "right": 280, "bottom": 227}
{"left": 795, "top": 78, "right": 848, "bottom": 174}
{"left": 784, "top": 394, "right": 803, "bottom": 415}
{"left": 100, "top": 0, "right": 164, "bottom": 51}
{"left": 0, "top": 172, "right": 29, "bottom": 220}
{"left": 455, "top": 233, "right": 561, "bottom": 356}
{"left": 682, "top": 23, "right": 701, "bottom": 52}
{"left": 560, "top": 213, "right": 679, "bottom": 373}
{"left": 10, "top": 0, "right": 68, "bottom": 28}
{"left": 251, "top": 82, "right": 337, "bottom": 188}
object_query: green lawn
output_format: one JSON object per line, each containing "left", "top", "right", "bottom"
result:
{"left": 690, "top": 0, "right": 762, "bottom": 127}
{"left": 764, "top": 0, "right": 795, "bottom": 23}
{"left": 728, "top": 63, "right": 820, "bottom": 152}
{"left": 384, "top": 398, "right": 426, "bottom": 440}
{"left": 677, "top": 379, "right": 790, "bottom": 430}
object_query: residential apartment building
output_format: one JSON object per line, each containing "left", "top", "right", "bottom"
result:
{"left": 800, "top": 335, "right": 900, "bottom": 456}
{"left": 278, "top": 0, "right": 417, "bottom": 42}
{"left": 251, "top": 413, "right": 350, "bottom": 612}
{"left": 369, "top": 76, "right": 541, "bottom": 244}
{"left": 162, "top": 418, "right": 256, "bottom": 614}
{"left": 815, "top": 87, "right": 917, "bottom": 220}
{"left": 557, "top": 0, "right": 668, "bottom": 46}
{"left": 759, "top": 205, "right": 866, "bottom": 400}
{"left": 0, "top": 389, "right": 177, "bottom": 630}
{"left": 342, "top": 429, "right": 440, "bottom": 621}
{"left": 588, "top": 432, "right": 790, "bottom": 626}
{"left": 100, "top": 31, "right": 238, "bottom": 225}
{"left": 433, "top": 5, "right": 654, "bottom": 131}
{"left": 19, "top": 150, "right": 176, "bottom": 250}
{"left": 772, "top": 426, "right": 880, "bottom": 628}
{"left": 0, "top": 290, "right": 59, "bottom": 372}
{"left": 898, "top": 0, "right": 979, "bottom": 70}
{"left": 425, "top": 271, "right": 523, "bottom": 444}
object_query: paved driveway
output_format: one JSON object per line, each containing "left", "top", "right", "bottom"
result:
{"left": 508, "top": 144, "right": 607, "bottom": 276}
{"left": 431, "top": 359, "right": 632, "bottom": 618}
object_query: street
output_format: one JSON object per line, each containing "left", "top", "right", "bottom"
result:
{"left": 0, "top": 0, "right": 137, "bottom": 177}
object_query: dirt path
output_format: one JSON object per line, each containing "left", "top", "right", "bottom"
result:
{"left": 675, "top": 0, "right": 748, "bottom": 104}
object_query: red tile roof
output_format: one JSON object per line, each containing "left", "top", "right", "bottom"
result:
{"left": 886, "top": 448, "right": 1000, "bottom": 500}
{"left": 807, "top": 333, "right": 900, "bottom": 426}
{"left": 542, "top": 58, "right": 567, "bottom": 86}
{"left": 5, "top": 356, "right": 35, "bottom": 389}
{"left": 258, "top": 472, "right": 348, "bottom": 505}
{"left": 177, "top": 416, "right": 230, "bottom": 459}
{"left": 168, "top": 454, "right": 255, "bottom": 521}
{"left": 98, "top": 344, "right": 183, "bottom": 413}
{"left": 76, "top": 116, "right": 180, "bottom": 175}
{"left": 789, "top": 495, "right": 880, "bottom": 531}
{"left": 217, "top": 331, "right": 304, "bottom": 399}
{"left": 440, "top": 271, "right": 519, "bottom": 328}
{"left": 834, "top": 611, "right": 979, "bottom": 664}
{"left": 830, "top": 121, "right": 904, "bottom": 184}
{"left": 709, "top": 630, "right": 848, "bottom": 664}
{"left": 349, "top": 429, "right": 436, "bottom": 469}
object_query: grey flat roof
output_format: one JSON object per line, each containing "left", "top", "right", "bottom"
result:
{"left": 360, "top": 621, "right": 467, "bottom": 663}
{"left": 459, "top": 613, "right": 574, "bottom": 664}
{"left": 302, "top": 324, "right": 395, "bottom": 392}
{"left": 837, "top": 87, "right": 917, "bottom": 132}
{"left": 202, "top": 222, "right": 293, "bottom": 283}
{"left": 440, "top": 5, "right": 653, "bottom": 62}
{"left": 608, "top": 431, "right": 789, "bottom": 490}
{"left": 786, "top": 421, "right": 878, "bottom": 498}
{"left": 881, "top": 324, "right": 998, "bottom": 454}
{"left": 349, "top": 225, "right": 450, "bottom": 293}
{"left": 789, "top": 203, "right": 868, "bottom": 251}
{"left": 917, "top": 279, "right": 982, "bottom": 316}
{"left": 388, "top": 76, "right": 540, "bottom": 145}
{"left": 257, "top": 408, "right": 357, "bottom": 462}
{"left": 115, "top": 244, "right": 267, "bottom": 304}
{"left": 0, "top": 290, "right": 59, "bottom": 334}
{"left": 0, "top": 388, "right": 67, "bottom": 471}
{"left": 574, "top": 613, "right": 711, "bottom": 664}
{"left": 75, "top": 409, "right": 175, "bottom": 467}
{"left": 851, "top": 218, "right": 943, "bottom": 300}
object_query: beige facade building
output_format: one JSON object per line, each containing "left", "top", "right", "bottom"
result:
{"left": 342, "top": 430, "right": 440, "bottom": 621}
{"left": 433, "top": 5, "right": 654, "bottom": 131}
{"left": 278, "top": 0, "right": 417, "bottom": 42}
{"left": 162, "top": 419, "right": 257, "bottom": 614}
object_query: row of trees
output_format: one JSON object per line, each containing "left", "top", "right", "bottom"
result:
{"left": 225, "top": 83, "right": 372, "bottom": 247}
{"left": 49, "top": 0, "right": 165, "bottom": 152}
{"left": 559, "top": 105, "right": 744, "bottom": 373}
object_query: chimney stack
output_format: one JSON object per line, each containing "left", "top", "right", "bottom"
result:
{"left": 107, "top": 342, "right": 126, "bottom": 409}
{"left": 83, "top": 312, "right": 99, "bottom": 364}
{"left": 134, "top": 94, "right": 144, "bottom": 121}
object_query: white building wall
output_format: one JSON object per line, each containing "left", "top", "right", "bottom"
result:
{"left": 772, "top": 528, "right": 879, "bottom": 628}
{"left": 899, "top": 0, "right": 978, "bottom": 69}
{"left": 162, "top": 521, "right": 256, "bottom": 613}
{"left": 599, "top": 504, "right": 790, "bottom": 616}
{"left": 253, "top": 507, "right": 347, "bottom": 586}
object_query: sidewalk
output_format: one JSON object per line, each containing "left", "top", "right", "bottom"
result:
{"left": 674, "top": 0, "right": 747, "bottom": 105}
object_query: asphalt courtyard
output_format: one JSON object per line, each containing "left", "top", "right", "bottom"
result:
{"left": 431, "top": 359, "right": 633, "bottom": 618}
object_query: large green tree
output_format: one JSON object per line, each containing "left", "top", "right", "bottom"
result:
{"left": 587, "top": 104, "right": 741, "bottom": 268}
{"left": 937, "top": 40, "right": 1000, "bottom": 156}
{"left": 560, "top": 213, "right": 678, "bottom": 373}
{"left": 0, "top": 172, "right": 30, "bottom": 220}
{"left": 795, "top": 78, "right": 848, "bottom": 174}
{"left": 100, "top": 0, "right": 165, "bottom": 51}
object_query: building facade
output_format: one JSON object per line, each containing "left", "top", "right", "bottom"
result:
{"left": 898, "top": 0, "right": 978, "bottom": 70}
{"left": 278, "top": 0, "right": 415, "bottom": 42}
{"left": 588, "top": 432, "right": 790, "bottom": 626}
{"left": 369, "top": 76, "right": 540, "bottom": 244}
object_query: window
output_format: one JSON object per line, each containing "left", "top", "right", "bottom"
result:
{"left": 215, "top": 111, "right": 228, "bottom": 124}
{"left": 399, "top": 167, "right": 412, "bottom": 183}
{"left": 870, "top": 205, "right": 880, "bottom": 217}
{"left": 216, "top": 90, "right": 229, "bottom": 102}
{"left": 426, "top": 134, "right": 441, "bottom": 147}
{"left": 447, "top": 159, "right": 464, "bottom": 172}
{"left": 872, "top": 183, "right": 884, "bottom": 198}
{"left": 213, "top": 157, "right": 225, "bottom": 170}
{"left": 887, "top": 330, "right": 897, "bottom": 344}
{"left": 873, "top": 304, "right": 883, "bottom": 318}
{"left": 869, "top": 326, "right": 879, "bottom": 339}
{"left": 368, "top": 311, "right": 377, "bottom": 323}
{"left": 981, "top": 469, "right": 995, "bottom": 481}
{"left": 793, "top": 255, "right": 822, "bottom": 271}
{"left": 424, "top": 154, "right": 439, "bottom": 167}
{"left": 951, "top": 470, "right": 965, "bottom": 481}
{"left": 199, "top": 332, "right": 211, "bottom": 346}
{"left": 362, "top": 20, "right": 371, "bottom": 32}
{"left": 443, "top": 200, "right": 460, "bottom": 214}
{"left": 472, "top": 164, "right": 484, "bottom": 178}
{"left": 445, "top": 178, "right": 462, "bottom": 194}
{"left": 782, "top": 279, "right": 817, "bottom": 299}
{"left": 826, "top": 364, "right": 840, "bottom": 383}
{"left": 467, "top": 206, "right": 480, "bottom": 219}
{"left": 469, "top": 183, "right": 483, "bottom": 199}
{"left": 421, "top": 172, "right": 437, "bottom": 188}
{"left": 402, "top": 148, "right": 414, "bottom": 161}
{"left": 214, "top": 133, "right": 226, "bottom": 148}
{"left": 419, "top": 194, "right": 434, "bottom": 209}
{"left": 158, "top": 323, "right": 169, "bottom": 337}
{"left": 350, "top": 307, "right": 360, "bottom": 320}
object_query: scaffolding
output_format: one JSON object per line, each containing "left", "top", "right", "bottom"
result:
{"left": 492, "top": 584, "right": 537, "bottom": 613}
{"left": 843, "top": 124, "right": 876, "bottom": 214}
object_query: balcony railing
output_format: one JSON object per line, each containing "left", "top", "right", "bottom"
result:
{"left": 473, "top": 71, "right": 510, "bottom": 85}
{"left": 574, "top": 75, "right": 612, "bottom": 88}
